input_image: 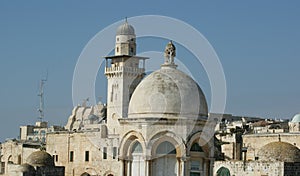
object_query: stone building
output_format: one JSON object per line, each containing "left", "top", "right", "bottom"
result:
{"left": 214, "top": 141, "right": 300, "bottom": 176}
{"left": 214, "top": 113, "right": 300, "bottom": 176}
{"left": 289, "top": 113, "right": 300, "bottom": 132}
{"left": 20, "top": 121, "right": 64, "bottom": 143}
{"left": 0, "top": 119, "right": 65, "bottom": 176}
{"left": 6, "top": 150, "right": 64, "bottom": 176}
{"left": 0, "top": 139, "right": 40, "bottom": 175}
{"left": 46, "top": 20, "right": 214, "bottom": 176}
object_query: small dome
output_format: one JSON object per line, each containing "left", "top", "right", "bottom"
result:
{"left": 26, "top": 151, "right": 54, "bottom": 167}
{"left": 128, "top": 67, "right": 208, "bottom": 119}
{"left": 291, "top": 113, "right": 300, "bottom": 122}
{"left": 258, "top": 141, "right": 300, "bottom": 162}
{"left": 116, "top": 21, "right": 135, "bottom": 35}
{"left": 88, "top": 114, "right": 99, "bottom": 120}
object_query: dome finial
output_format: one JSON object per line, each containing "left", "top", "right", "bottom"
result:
{"left": 162, "top": 41, "right": 177, "bottom": 68}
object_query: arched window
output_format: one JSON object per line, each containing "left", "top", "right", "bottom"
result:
{"left": 153, "top": 141, "right": 177, "bottom": 175}
{"left": 190, "top": 142, "right": 205, "bottom": 175}
{"left": 216, "top": 166, "right": 230, "bottom": 176}
{"left": 132, "top": 141, "right": 143, "bottom": 154}
{"left": 156, "top": 141, "right": 176, "bottom": 154}
{"left": 190, "top": 143, "right": 203, "bottom": 152}
{"left": 131, "top": 141, "right": 144, "bottom": 175}
{"left": 80, "top": 173, "right": 90, "bottom": 176}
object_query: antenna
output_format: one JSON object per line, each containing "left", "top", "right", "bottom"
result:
{"left": 37, "top": 72, "right": 48, "bottom": 122}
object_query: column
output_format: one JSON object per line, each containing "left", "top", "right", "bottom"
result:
{"left": 180, "top": 158, "right": 185, "bottom": 176}
{"left": 177, "top": 157, "right": 186, "bottom": 176}
{"left": 209, "top": 158, "right": 215, "bottom": 176}
{"left": 120, "top": 159, "right": 125, "bottom": 176}
{"left": 127, "top": 160, "right": 132, "bottom": 176}
{"left": 203, "top": 159, "right": 207, "bottom": 176}
{"left": 145, "top": 159, "right": 152, "bottom": 176}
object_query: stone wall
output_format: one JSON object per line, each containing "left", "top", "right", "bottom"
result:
{"left": 0, "top": 140, "right": 39, "bottom": 175}
{"left": 243, "top": 133, "right": 300, "bottom": 160}
{"left": 36, "top": 166, "right": 65, "bottom": 176}
{"left": 46, "top": 131, "right": 119, "bottom": 176}
{"left": 214, "top": 161, "right": 284, "bottom": 176}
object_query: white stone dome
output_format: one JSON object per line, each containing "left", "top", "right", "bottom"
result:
{"left": 292, "top": 113, "right": 300, "bottom": 123}
{"left": 116, "top": 21, "right": 135, "bottom": 35}
{"left": 128, "top": 66, "right": 208, "bottom": 119}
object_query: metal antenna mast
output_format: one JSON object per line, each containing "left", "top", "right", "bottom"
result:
{"left": 37, "top": 73, "right": 47, "bottom": 122}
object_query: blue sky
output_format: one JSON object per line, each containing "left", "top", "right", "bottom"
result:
{"left": 0, "top": 1, "right": 300, "bottom": 141}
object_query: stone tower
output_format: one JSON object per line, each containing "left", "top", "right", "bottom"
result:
{"left": 104, "top": 20, "right": 148, "bottom": 133}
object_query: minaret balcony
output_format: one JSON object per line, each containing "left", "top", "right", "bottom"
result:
{"left": 105, "top": 66, "right": 145, "bottom": 75}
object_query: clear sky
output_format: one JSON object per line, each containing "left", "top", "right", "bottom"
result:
{"left": 0, "top": 1, "right": 300, "bottom": 141}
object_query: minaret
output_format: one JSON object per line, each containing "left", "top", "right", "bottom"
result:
{"left": 105, "top": 19, "right": 148, "bottom": 133}
{"left": 114, "top": 18, "right": 136, "bottom": 56}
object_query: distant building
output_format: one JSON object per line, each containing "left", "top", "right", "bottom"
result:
{"left": 214, "top": 113, "right": 300, "bottom": 176}
{"left": 20, "top": 121, "right": 64, "bottom": 143}
{"left": 0, "top": 139, "right": 40, "bottom": 175}
{"left": 7, "top": 150, "right": 64, "bottom": 176}
{"left": 289, "top": 113, "right": 300, "bottom": 132}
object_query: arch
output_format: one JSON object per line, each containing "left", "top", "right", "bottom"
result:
{"left": 119, "top": 130, "right": 146, "bottom": 158}
{"left": 190, "top": 143, "right": 204, "bottom": 152}
{"left": 7, "top": 155, "right": 13, "bottom": 164}
{"left": 150, "top": 131, "right": 180, "bottom": 176}
{"left": 156, "top": 141, "right": 176, "bottom": 154}
{"left": 186, "top": 131, "right": 213, "bottom": 157}
{"left": 187, "top": 131, "right": 213, "bottom": 176}
{"left": 104, "top": 170, "right": 116, "bottom": 176}
{"left": 148, "top": 130, "right": 185, "bottom": 158}
{"left": 80, "top": 172, "right": 90, "bottom": 176}
{"left": 131, "top": 141, "right": 143, "bottom": 154}
{"left": 216, "top": 166, "right": 231, "bottom": 176}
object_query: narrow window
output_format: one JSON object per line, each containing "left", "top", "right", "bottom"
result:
{"left": 85, "top": 151, "right": 89, "bottom": 162}
{"left": 0, "top": 162, "right": 5, "bottom": 174}
{"left": 116, "top": 47, "right": 119, "bottom": 52}
{"left": 18, "top": 155, "right": 21, "bottom": 164}
{"left": 55, "top": 155, "right": 58, "bottom": 162}
{"left": 70, "top": 151, "right": 74, "bottom": 162}
{"left": 103, "top": 147, "right": 107, "bottom": 159}
{"left": 113, "top": 147, "right": 117, "bottom": 159}
{"left": 110, "top": 86, "right": 114, "bottom": 102}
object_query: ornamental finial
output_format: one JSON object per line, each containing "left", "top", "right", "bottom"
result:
{"left": 164, "top": 41, "right": 176, "bottom": 65}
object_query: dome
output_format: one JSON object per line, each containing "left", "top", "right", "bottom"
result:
{"left": 291, "top": 113, "right": 300, "bottom": 122}
{"left": 88, "top": 114, "right": 99, "bottom": 121}
{"left": 258, "top": 141, "right": 300, "bottom": 162}
{"left": 128, "top": 67, "right": 208, "bottom": 119}
{"left": 116, "top": 21, "right": 135, "bottom": 35}
{"left": 26, "top": 151, "right": 54, "bottom": 167}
